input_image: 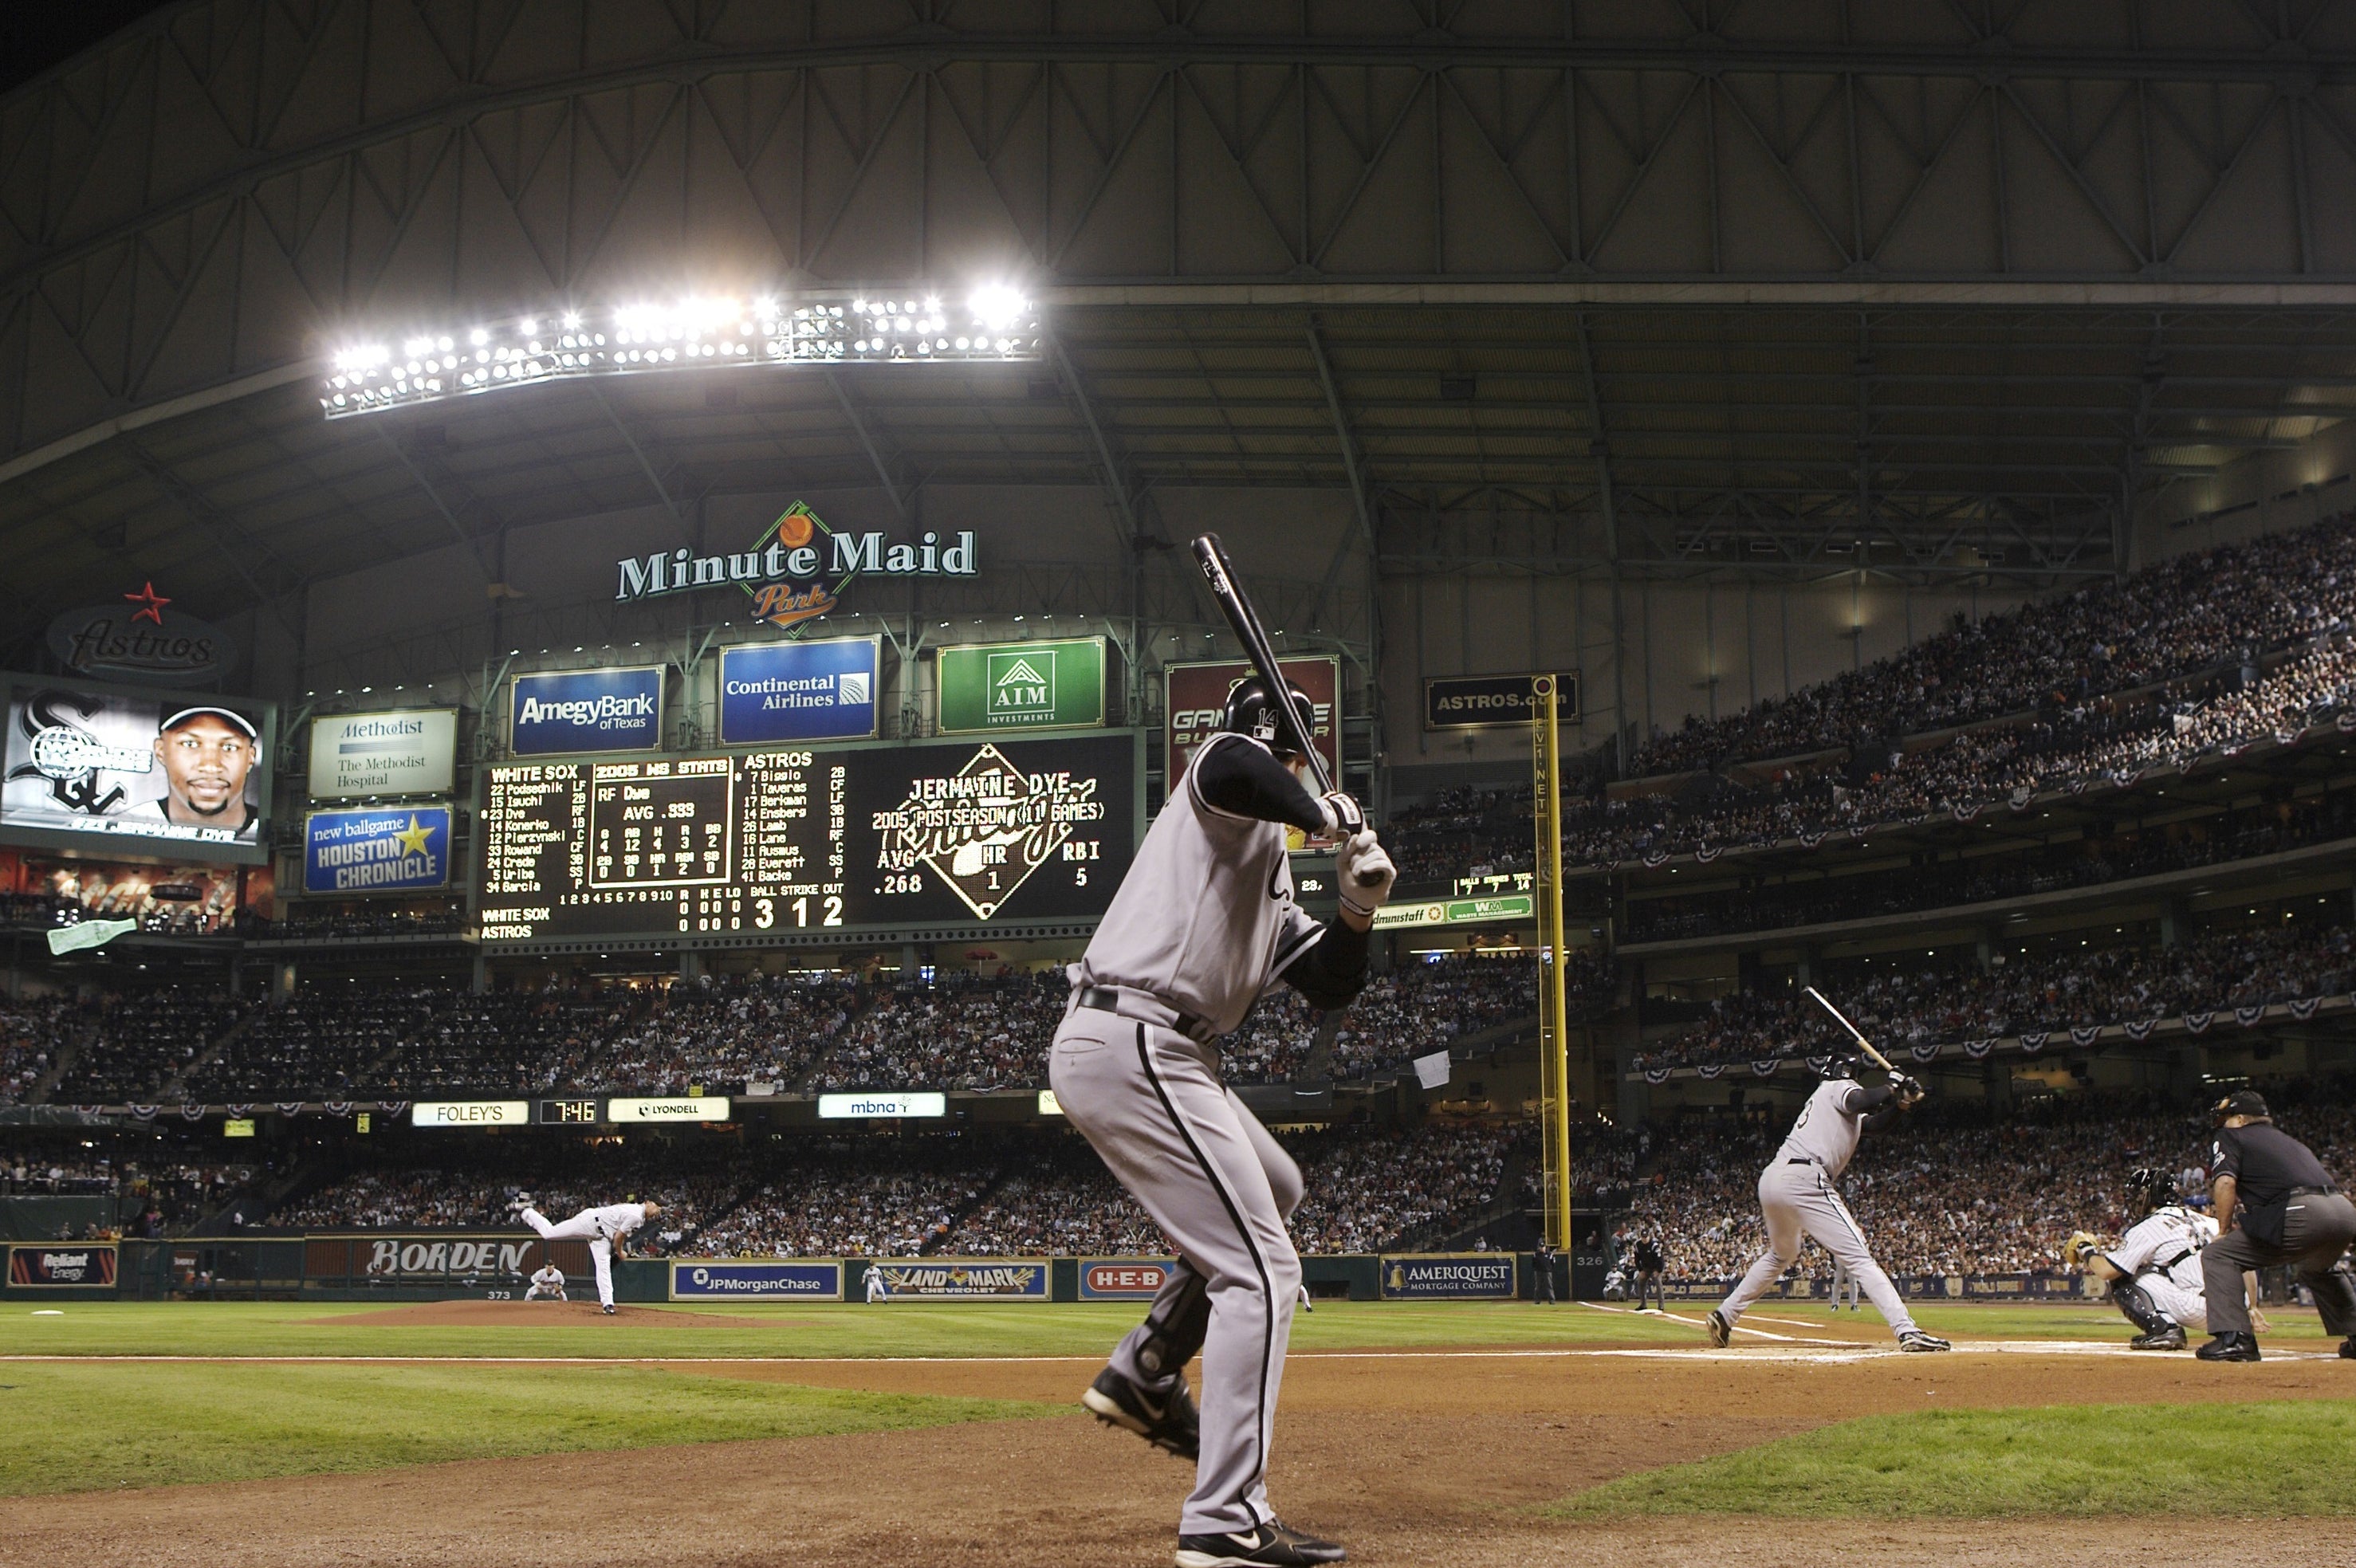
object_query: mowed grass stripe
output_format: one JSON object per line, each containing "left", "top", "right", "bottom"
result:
{"left": 0, "top": 1361, "right": 1055, "bottom": 1497}
{"left": 1558, "top": 1399, "right": 2356, "bottom": 1518}
{"left": 2, "top": 1299, "right": 2148, "bottom": 1359}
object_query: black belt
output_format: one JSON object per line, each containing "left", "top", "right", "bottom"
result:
{"left": 1074, "top": 984, "right": 1217, "bottom": 1044}
{"left": 2283, "top": 1185, "right": 2338, "bottom": 1201}
{"left": 1786, "top": 1157, "right": 1815, "bottom": 1165}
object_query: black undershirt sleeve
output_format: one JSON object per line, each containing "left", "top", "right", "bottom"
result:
{"left": 1277, "top": 917, "right": 1371, "bottom": 1010}
{"left": 1191, "top": 735, "right": 1329, "bottom": 835}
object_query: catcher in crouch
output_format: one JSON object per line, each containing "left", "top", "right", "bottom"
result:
{"left": 2064, "top": 1166, "right": 2264, "bottom": 1350}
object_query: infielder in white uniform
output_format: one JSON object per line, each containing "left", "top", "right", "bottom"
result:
{"left": 524, "top": 1262, "right": 568, "bottom": 1301}
{"left": 2071, "top": 1165, "right": 2256, "bottom": 1350}
{"left": 1055, "top": 678, "right": 1393, "bottom": 1568}
{"left": 866, "top": 1261, "right": 890, "bottom": 1303}
{"left": 511, "top": 1195, "right": 658, "bottom": 1314}
{"left": 1707, "top": 1059, "right": 1949, "bottom": 1353}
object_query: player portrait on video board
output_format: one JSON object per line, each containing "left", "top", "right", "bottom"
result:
{"left": 1, "top": 682, "right": 270, "bottom": 853}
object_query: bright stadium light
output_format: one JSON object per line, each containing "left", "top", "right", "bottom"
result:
{"left": 318, "top": 285, "right": 1044, "bottom": 419}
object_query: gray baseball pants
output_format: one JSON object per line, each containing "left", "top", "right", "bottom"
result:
{"left": 1051, "top": 1008, "right": 1303, "bottom": 1538}
{"left": 2200, "top": 1191, "right": 2356, "bottom": 1338}
{"left": 1718, "top": 1161, "right": 1920, "bottom": 1338}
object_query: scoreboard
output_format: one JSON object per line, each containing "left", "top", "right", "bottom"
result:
{"left": 478, "top": 733, "right": 1139, "bottom": 944}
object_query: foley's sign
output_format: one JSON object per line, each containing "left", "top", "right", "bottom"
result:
{"left": 615, "top": 502, "right": 977, "bottom": 633}
{"left": 937, "top": 638, "right": 1106, "bottom": 733}
{"left": 412, "top": 1100, "right": 529, "bottom": 1126}
{"left": 303, "top": 805, "right": 452, "bottom": 894}
{"left": 308, "top": 709, "right": 457, "bottom": 800}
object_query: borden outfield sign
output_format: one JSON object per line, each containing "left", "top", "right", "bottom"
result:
{"left": 937, "top": 638, "right": 1106, "bottom": 733}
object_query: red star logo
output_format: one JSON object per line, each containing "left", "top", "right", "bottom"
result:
{"left": 124, "top": 582, "right": 171, "bottom": 625}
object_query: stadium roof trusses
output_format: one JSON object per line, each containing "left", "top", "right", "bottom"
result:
{"left": 6, "top": 0, "right": 2356, "bottom": 650}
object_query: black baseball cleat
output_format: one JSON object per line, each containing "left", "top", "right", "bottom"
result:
{"left": 1174, "top": 1520, "right": 1345, "bottom": 1566}
{"left": 2130, "top": 1326, "right": 2188, "bottom": 1351}
{"left": 1898, "top": 1331, "right": 1951, "bottom": 1353}
{"left": 1705, "top": 1309, "right": 1731, "bottom": 1349}
{"left": 2195, "top": 1331, "right": 2260, "bottom": 1362}
{"left": 2341, "top": 1338, "right": 2356, "bottom": 1361}
{"left": 1083, "top": 1366, "right": 1200, "bottom": 1460}
{"left": 600, "top": 1304, "right": 617, "bottom": 1316}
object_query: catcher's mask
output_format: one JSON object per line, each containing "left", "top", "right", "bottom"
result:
{"left": 2123, "top": 1165, "right": 2174, "bottom": 1217}
{"left": 1220, "top": 677, "right": 1316, "bottom": 756}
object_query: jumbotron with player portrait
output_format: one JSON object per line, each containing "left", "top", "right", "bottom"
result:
{"left": 476, "top": 732, "right": 1140, "bottom": 944}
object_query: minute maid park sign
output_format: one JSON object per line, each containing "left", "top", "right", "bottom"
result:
{"left": 615, "top": 502, "right": 976, "bottom": 631}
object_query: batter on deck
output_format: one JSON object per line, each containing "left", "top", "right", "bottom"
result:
{"left": 1053, "top": 678, "right": 1394, "bottom": 1568}
{"left": 1706, "top": 1059, "right": 1949, "bottom": 1354}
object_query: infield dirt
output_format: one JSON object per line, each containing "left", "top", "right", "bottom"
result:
{"left": 2, "top": 1343, "right": 2342, "bottom": 1566}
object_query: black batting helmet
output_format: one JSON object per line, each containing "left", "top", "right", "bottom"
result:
{"left": 2123, "top": 1165, "right": 2174, "bottom": 1216}
{"left": 1221, "top": 677, "right": 1316, "bottom": 754}
{"left": 1816, "top": 1051, "right": 1863, "bottom": 1080}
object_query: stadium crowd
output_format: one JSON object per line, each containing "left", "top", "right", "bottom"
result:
{"left": 1626, "top": 788, "right": 2356, "bottom": 943}
{"left": 279, "top": 1120, "right": 1520, "bottom": 1259}
{"left": 1634, "top": 916, "right": 2356, "bottom": 1072}
{"left": 0, "top": 993, "right": 83, "bottom": 1106}
{"left": 1626, "top": 509, "right": 2356, "bottom": 777}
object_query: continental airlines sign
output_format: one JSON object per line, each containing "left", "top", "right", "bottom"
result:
{"left": 615, "top": 502, "right": 977, "bottom": 631}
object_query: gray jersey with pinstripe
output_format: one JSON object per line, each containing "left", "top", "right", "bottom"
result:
{"left": 1077, "top": 731, "right": 1320, "bottom": 1036}
{"left": 1778, "top": 1078, "right": 1873, "bottom": 1177}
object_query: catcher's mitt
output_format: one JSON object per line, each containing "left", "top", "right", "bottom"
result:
{"left": 2060, "top": 1230, "right": 2103, "bottom": 1270}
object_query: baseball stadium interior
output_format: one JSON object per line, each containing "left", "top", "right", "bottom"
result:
{"left": 6, "top": 3, "right": 2356, "bottom": 1562}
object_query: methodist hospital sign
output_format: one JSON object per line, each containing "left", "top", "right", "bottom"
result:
{"left": 615, "top": 503, "right": 977, "bottom": 631}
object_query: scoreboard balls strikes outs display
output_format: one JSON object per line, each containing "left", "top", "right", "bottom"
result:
{"left": 479, "top": 733, "right": 1137, "bottom": 942}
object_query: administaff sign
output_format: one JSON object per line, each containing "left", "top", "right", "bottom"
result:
{"left": 1370, "top": 894, "right": 1536, "bottom": 931}
{"left": 308, "top": 709, "right": 457, "bottom": 799}
{"left": 303, "top": 806, "right": 451, "bottom": 894}
{"left": 938, "top": 638, "right": 1107, "bottom": 733}
{"left": 1165, "top": 657, "right": 1339, "bottom": 786}
{"left": 718, "top": 637, "right": 879, "bottom": 745}
{"left": 1423, "top": 673, "right": 1580, "bottom": 732}
{"left": 509, "top": 667, "right": 663, "bottom": 756}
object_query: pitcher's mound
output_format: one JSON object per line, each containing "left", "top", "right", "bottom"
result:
{"left": 303, "top": 1300, "right": 793, "bottom": 1328}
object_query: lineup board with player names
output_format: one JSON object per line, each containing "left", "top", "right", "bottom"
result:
{"left": 478, "top": 733, "right": 1139, "bottom": 942}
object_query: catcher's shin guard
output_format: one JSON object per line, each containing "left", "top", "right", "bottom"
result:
{"left": 1135, "top": 1258, "right": 1211, "bottom": 1381}
{"left": 2110, "top": 1277, "right": 2175, "bottom": 1338}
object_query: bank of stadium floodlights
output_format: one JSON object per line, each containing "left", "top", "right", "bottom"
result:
{"left": 318, "top": 283, "right": 1040, "bottom": 419}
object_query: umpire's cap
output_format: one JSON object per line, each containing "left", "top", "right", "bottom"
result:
{"left": 1221, "top": 677, "right": 1316, "bottom": 754}
{"left": 2212, "top": 1089, "right": 2270, "bottom": 1123}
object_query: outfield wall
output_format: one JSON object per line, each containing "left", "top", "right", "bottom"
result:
{"left": 2, "top": 1236, "right": 2110, "bottom": 1305}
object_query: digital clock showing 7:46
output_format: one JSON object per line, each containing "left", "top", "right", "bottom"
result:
{"left": 474, "top": 733, "right": 1138, "bottom": 942}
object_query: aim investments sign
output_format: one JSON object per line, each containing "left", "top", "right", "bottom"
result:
{"left": 615, "top": 502, "right": 977, "bottom": 632}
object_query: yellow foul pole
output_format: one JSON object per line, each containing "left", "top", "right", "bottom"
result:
{"left": 1531, "top": 674, "right": 1572, "bottom": 1248}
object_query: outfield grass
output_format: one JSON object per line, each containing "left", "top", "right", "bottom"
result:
{"left": 0, "top": 1299, "right": 2165, "bottom": 1359}
{"left": 0, "top": 1361, "right": 1050, "bottom": 1496}
{"left": 1559, "top": 1399, "right": 2356, "bottom": 1518}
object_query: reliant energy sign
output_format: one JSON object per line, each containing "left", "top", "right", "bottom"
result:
{"left": 936, "top": 638, "right": 1106, "bottom": 733}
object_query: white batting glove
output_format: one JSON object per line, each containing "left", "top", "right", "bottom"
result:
{"left": 1336, "top": 829, "right": 1396, "bottom": 918}
{"left": 1320, "top": 791, "right": 1366, "bottom": 837}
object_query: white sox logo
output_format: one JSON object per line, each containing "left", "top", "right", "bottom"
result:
{"left": 6, "top": 692, "right": 151, "bottom": 815}
{"left": 875, "top": 744, "right": 1100, "bottom": 919}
